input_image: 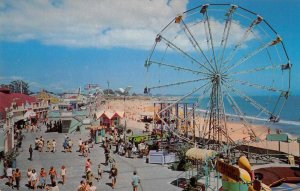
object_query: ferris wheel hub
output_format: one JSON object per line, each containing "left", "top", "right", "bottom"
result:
{"left": 212, "top": 73, "right": 222, "bottom": 84}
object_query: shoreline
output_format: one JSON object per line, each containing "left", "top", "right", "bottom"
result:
{"left": 99, "top": 96, "right": 300, "bottom": 156}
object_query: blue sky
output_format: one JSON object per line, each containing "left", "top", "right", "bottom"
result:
{"left": 0, "top": 0, "right": 299, "bottom": 95}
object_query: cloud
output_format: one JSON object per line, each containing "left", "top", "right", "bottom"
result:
{"left": 0, "top": 0, "right": 189, "bottom": 49}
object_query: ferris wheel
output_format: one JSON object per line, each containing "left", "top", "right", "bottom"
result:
{"left": 144, "top": 4, "right": 291, "bottom": 146}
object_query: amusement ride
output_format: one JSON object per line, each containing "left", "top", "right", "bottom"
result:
{"left": 144, "top": 4, "right": 292, "bottom": 191}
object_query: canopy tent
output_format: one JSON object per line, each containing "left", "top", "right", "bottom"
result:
{"left": 185, "top": 147, "right": 216, "bottom": 161}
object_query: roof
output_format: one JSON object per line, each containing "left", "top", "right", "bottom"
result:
{"left": 96, "top": 110, "right": 124, "bottom": 120}
{"left": 0, "top": 92, "right": 37, "bottom": 119}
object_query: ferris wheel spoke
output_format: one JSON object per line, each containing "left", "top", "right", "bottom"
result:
{"left": 222, "top": 37, "right": 282, "bottom": 73}
{"left": 227, "top": 78, "right": 287, "bottom": 94}
{"left": 221, "top": 16, "right": 263, "bottom": 68}
{"left": 148, "top": 77, "right": 210, "bottom": 90}
{"left": 179, "top": 19, "right": 216, "bottom": 73}
{"left": 228, "top": 64, "right": 282, "bottom": 76}
{"left": 157, "top": 81, "right": 211, "bottom": 115}
{"left": 146, "top": 60, "right": 210, "bottom": 76}
{"left": 223, "top": 87, "right": 257, "bottom": 138}
{"left": 159, "top": 35, "right": 212, "bottom": 73}
{"left": 201, "top": 5, "right": 218, "bottom": 71}
{"left": 218, "top": 5, "right": 237, "bottom": 68}
{"left": 224, "top": 82, "right": 273, "bottom": 116}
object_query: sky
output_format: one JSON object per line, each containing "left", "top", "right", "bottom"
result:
{"left": 0, "top": 0, "right": 299, "bottom": 95}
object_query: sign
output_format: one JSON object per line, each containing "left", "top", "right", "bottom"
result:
{"left": 266, "top": 134, "right": 289, "bottom": 142}
{"left": 216, "top": 160, "right": 240, "bottom": 182}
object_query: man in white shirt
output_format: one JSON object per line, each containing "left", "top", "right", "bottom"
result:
{"left": 78, "top": 138, "right": 83, "bottom": 152}
{"left": 6, "top": 167, "right": 13, "bottom": 187}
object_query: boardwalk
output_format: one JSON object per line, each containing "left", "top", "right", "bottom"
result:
{"left": 0, "top": 127, "right": 182, "bottom": 191}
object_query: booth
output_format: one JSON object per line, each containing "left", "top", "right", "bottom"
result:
{"left": 149, "top": 150, "right": 177, "bottom": 165}
{"left": 96, "top": 110, "right": 124, "bottom": 128}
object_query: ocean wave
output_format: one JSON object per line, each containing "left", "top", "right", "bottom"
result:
{"left": 192, "top": 108, "right": 300, "bottom": 126}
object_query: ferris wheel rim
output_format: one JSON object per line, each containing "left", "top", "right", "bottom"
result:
{"left": 145, "top": 3, "right": 291, "bottom": 145}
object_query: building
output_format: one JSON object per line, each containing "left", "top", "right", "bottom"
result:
{"left": 0, "top": 88, "right": 49, "bottom": 176}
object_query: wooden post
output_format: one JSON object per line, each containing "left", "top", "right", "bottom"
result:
{"left": 279, "top": 141, "right": 281, "bottom": 152}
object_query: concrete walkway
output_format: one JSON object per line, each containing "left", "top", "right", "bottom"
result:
{"left": 0, "top": 127, "right": 183, "bottom": 191}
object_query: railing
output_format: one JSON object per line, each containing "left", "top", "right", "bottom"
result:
{"left": 68, "top": 120, "right": 83, "bottom": 133}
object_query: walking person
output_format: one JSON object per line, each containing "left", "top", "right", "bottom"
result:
{"left": 29, "top": 144, "right": 33, "bottom": 161}
{"left": 30, "top": 169, "right": 38, "bottom": 190}
{"left": 6, "top": 165, "right": 13, "bottom": 188}
{"left": 14, "top": 168, "right": 21, "bottom": 190}
{"left": 85, "top": 159, "right": 92, "bottom": 172}
{"left": 132, "top": 171, "right": 141, "bottom": 191}
{"left": 84, "top": 142, "right": 89, "bottom": 157}
{"left": 11, "top": 169, "right": 15, "bottom": 189}
{"left": 60, "top": 165, "right": 66, "bottom": 185}
{"left": 52, "top": 139, "right": 56, "bottom": 152}
{"left": 78, "top": 138, "right": 82, "bottom": 152}
{"left": 27, "top": 168, "right": 32, "bottom": 188}
{"left": 86, "top": 168, "right": 94, "bottom": 185}
{"left": 97, "top": 164, "right": 103, "bottom": 182}
{"left": 104, "top": 146, "right": 110, "bottom": 165}
{"left": 68, "top": 139, "right": 73, "bottom": 152}
{"left": 108, "top": 155, "right": 115, "bottom": 170}
{"left": 47, "top": 140, "right": 51, "bottom": 152}
{"left": 49, "top": 166, "right": 57, "bottom": 185}
{"left": 39, "top": 168, "right": 47, "bottom": 189}
{"left": 110, "top": 164, "right": 118, "bottom": 189}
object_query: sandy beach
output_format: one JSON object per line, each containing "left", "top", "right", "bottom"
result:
{"left": 99, "top": 96, "right": 300, "bottom": 157}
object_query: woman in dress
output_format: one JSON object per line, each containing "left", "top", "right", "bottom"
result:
{"left": 27, "top": 168, "right": 32, "bottom": 188}
{"left": 61, "top": 165, "right": 66, "bottom": 185}
{"left": 30, "top": 169, "right": 38, "bottom": 190}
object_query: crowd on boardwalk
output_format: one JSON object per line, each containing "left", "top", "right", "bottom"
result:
{"left": 2, "top": 121, "right": 143, "bottom": 191}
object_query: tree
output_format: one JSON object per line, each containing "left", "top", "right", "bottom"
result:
{"left": 9, "top": 80, "right": 30, "bottom": 95}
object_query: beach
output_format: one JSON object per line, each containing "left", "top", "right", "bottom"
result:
{"left": 101, "top": 96, "right": 300, "bottom": 156}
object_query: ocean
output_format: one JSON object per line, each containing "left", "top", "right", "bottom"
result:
{"left": 180, "top": 95, "right": 300, "bottom": 136}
